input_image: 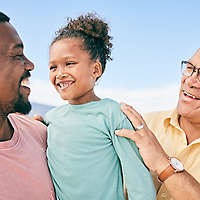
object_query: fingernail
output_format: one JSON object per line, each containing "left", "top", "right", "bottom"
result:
{"left": 122, "top": 103, "right": 128, "bottom": 110}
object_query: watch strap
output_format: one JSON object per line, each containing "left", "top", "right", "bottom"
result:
{"left": 158, "top": 164, "right": 175, "bottom": 182}
{"left": 158, "top": 157, "right": 184, "bottom": 182}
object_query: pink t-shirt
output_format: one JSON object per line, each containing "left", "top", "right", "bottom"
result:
{"left": 0, "top": 113, "right": 55, "bottom": 200}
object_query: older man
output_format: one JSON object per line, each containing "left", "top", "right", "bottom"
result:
{"left": 116, "top": 49, "right": 200, "bottom": 199}
{"left": 0, "top": 12, "right": 55, "bottom": 199}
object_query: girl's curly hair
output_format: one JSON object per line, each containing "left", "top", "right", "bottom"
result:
{"left": 51, "top": 13, "right": 113, "bottom": 77}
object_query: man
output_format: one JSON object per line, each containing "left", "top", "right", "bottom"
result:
{"left": 116, "top": 49, "right": 200, "bottom": 199}
{"left": 0, "top": 12, "right": 55, "bottom": 199}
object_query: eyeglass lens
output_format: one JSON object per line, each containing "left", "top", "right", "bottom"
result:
{"left": 182, "top": 61, "right": 200, "bottom": 81}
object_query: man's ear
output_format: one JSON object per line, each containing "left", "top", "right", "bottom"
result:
{"left": 92, "top": 61, "right": 102, "bottom": 80}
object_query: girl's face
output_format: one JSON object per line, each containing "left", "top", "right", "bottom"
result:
{"left": 49, "top": 38, "right": 102, "bottom": 105}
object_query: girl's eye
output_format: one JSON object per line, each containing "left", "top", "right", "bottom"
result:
{"left": 66, "top": 62, "right": 76, "bottom": 66}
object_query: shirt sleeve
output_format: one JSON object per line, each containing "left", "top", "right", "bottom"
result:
{"left": 112, "top": 117, "right": 156, "bottom": 200}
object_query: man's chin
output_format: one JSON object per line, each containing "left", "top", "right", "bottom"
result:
{"left": 177, "top": 103, "right": 190, "bottom": 116}
{"left": 14, "top": 101, "right": 31, "bottom": 115}
{"left": 177, "top": 103, "right": 200, "bottom": 120}
{"left": 13, "top": 94, "right": 32, "bottom": 115}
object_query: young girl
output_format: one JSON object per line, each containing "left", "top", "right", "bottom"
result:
{"left": 46, "top": 13, "right": 156, "bottom": 200}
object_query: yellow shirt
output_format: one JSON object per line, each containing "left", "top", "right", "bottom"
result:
{"left": 144, "top": 109, "right": 200, "bottom": 200}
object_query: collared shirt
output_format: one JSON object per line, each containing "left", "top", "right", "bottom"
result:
{"left": 144, "top": 109, "right": 200, "bottom": 200}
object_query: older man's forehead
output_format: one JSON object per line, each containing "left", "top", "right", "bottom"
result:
{"left": 188, "top": 48, "right": 200, "bottom": 64}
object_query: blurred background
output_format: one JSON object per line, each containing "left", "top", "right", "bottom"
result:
{"left": 2, "top": 0, "right": 200, "bottom": 115}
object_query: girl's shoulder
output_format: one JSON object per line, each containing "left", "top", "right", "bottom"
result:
{"left": 45, "top": 104, "right": 69, "bottom": 121}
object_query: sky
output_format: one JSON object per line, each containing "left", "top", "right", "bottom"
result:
{"left": 2, "top": 0, "right": 200, "bottom": 113}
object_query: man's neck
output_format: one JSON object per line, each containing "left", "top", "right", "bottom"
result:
{"left": 0, "top": 115, "right": 14, "bottom": 142}
{"left": 179, "top": 116, "right": 200, "bottom": 144}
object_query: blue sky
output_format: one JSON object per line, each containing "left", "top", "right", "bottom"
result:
{"left": 2, "top": 1, "right": 200, "bottom": 112}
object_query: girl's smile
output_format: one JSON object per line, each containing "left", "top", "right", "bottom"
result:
{"left": 49, "top": 38, "right": 101, "bottom": 105}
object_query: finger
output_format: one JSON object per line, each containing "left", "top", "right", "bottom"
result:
{"left": 120, "top": 103, "right": 145, "bottom": 129}
{"left": 115, "top": 129, "right": 140, "bottom": 142}
{"left": 121, "top": 103, "right": 145, "bottom": 123}
{"left": 33, "top": 114, "right": 44, "bottom": 122}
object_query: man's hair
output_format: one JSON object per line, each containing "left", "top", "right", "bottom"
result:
{"left": 0, "top": 12, "right": 10, "bottom": 23}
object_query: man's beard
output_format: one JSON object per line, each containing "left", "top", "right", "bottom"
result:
{"left": 12, "top": 92, "right": 32, "bottom": 115}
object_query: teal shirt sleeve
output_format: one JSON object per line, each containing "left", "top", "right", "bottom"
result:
{"left": 112, "top": 118, "right": 156, "bottom": 200}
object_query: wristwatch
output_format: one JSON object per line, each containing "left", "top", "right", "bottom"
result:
{"left": 158, "top": 157, "right": 184, "bottom": 182}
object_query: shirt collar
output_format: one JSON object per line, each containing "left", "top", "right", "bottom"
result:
{"left": 163, "top": 109, "right": 182, "bottom": 132}
{"left": 163, "top": 109, "right": 200, "bottom": 145}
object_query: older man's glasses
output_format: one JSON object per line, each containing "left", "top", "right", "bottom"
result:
{"left": 181, "top": 61, "right": 200, "bottom": 81}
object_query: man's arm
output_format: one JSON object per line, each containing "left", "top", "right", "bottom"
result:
{"left": 164, "top": 170, "right": 200, "bottom": 200}
{"left": 115, "top": 103, "right": 200, "bottom": 200}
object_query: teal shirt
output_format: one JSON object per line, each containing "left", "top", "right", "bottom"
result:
{"left": 46, "top": 98, "right": 156, "bottom": 200}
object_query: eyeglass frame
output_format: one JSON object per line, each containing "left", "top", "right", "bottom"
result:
{"left": 181, "top": 60, "right": 200, "bottom": 81}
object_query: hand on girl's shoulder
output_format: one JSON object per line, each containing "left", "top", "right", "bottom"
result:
{"left": 33, "top": 114, "right": 48, "bottom": 126}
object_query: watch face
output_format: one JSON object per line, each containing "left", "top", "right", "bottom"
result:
{"left": 170, "top": 157, "right": 184, "bottom": 171}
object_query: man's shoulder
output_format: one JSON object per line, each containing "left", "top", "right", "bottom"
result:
{"left": 9, "top": 113, "right": 45, "bottom": 127}
{"left": 8, "top": 113, "right": 47, "bottom": 135}
{"left": 143, "top": 110, "right": 173, "bottom": 121}
{"left": 143, "top": 109, "right": 174, "bottom": 132}
{"left": 9, "top": 113, "right": 47, "bottom": 147}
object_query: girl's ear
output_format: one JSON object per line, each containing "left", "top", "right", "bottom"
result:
{"left": 93, "top": 61, "right": 102, "bottom": 80}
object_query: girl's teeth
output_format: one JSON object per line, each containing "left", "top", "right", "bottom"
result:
{"left": 59, "top": 81, "right": 75, "bottom": 89}
{"left": 60, "top": 83, "right": 69, "bottom": 89}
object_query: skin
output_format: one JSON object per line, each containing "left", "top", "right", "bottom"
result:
{"left": 49, "top": 38, "right": 102, "bottom": 105}
{"left": 0, "top": 22, "right": 34, "bottom": 141}
{"left": 115, "top": 48, "right": 200, "bottom": 200}
{"left": 177, "top": 49, "right": 200, "bottom": 144}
